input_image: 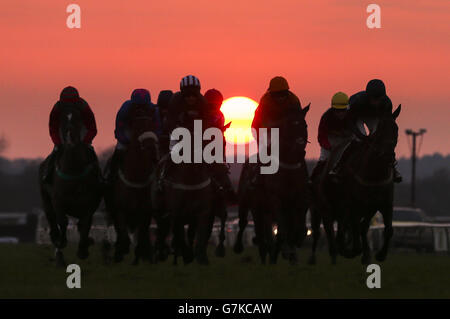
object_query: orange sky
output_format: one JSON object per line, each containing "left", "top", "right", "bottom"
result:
{"left": 0, "top": 0, "right": 449, "bottom": 159}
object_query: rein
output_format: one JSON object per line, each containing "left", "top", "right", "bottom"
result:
{"left": 351, "top": 167, "right": 393, "bottom": 186}
{"left": 55, "top": 163, "right": 94, "bottom": 181}
{"left": 118, "top": 169, "right": 154, "bottom": 189}
{"left": 165, "top": 178, "right": 211, "bottom": 191}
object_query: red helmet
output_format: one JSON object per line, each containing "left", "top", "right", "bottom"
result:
{"left": 204, "top": 89, "right": 224, "bottom": 108}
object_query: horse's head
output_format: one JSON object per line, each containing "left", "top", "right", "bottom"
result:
{"left": 128, "top": 103, "right": 159, "bottom": 159}
{"left": 366, "top": 105, "right": 401, "bottom": 166}
{"left": 278, "top": 104, "right": 310, "bottom": 155}
{"left": 60, "top": 106, "right": 83, "bottom": 147}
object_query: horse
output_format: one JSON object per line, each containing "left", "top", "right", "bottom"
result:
{"left": 340, "top": 105, "right": 401, "bottom": 264}
{"left": 39, "top": 107, "right": 103, "bottom": 266}
{"left": 104, "top": 104, "right": 160, "bottom": 264}
{"left": 234, "top": 105, "right": 310, "bottom": 264}
{"left": 160, "top": 112, "right": 214, "bottom": 265}
{"left": 308, "top": 139, "right": 352, "bottom": 265}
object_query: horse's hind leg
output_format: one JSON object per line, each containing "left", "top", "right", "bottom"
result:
{"left": 133, "top": 216, "right": 152, "bottom": 265}
{"left": 77, "top": 214, "right": 94, "bottom": 260}
{"left": 113, "top": 212, "right": 130, "bottom": 262}
{"left": 195, "top": 213, "right": 211, "bottom": 265}
{"left": 360, "top": 217, "right": 372, "bottom": 264}
{"left": 322, "top": 215, "right": 337, "bottom": 265}
{"left": 215, "top": 208, "right": 227, "bottom": 257}
{"left": 376, "top": 205, "right": 393, "bottom": 262}
{"left": 308, "top": 207, "right": 321, "bottom": 265}
{"left": 234, "top": 198, "right": 249, "bottom": 254}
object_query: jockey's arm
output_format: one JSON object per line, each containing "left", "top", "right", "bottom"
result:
{"left": 49, "top": 103, "right": 62, "bottom": 146}
{"left": 317, "top": 113, "right": 331, "bottom": 150}
{"left": 80, "top": 100, "right": 97, "bottom": 144}
{"left": 114, "top": 101, "right": 131, "bottom": 145}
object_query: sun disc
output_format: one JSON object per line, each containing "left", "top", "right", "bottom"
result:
{"left": 220, "top": 96, "right": 258, "bottom": 144}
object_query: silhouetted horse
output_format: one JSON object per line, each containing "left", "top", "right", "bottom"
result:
{"left": 235, "top": 105, "right": 310, "bottom": 264}
{"left": 104, "top": 104, "right": 160, "bottom": 264}
{"left": 160, "top": 112, "right": 214, "bottom": 265}
{"left": 341, "top": 105, "right": 401, "bottom": 264}
{"left": 308, "top": 139, "right": 352, "bottom": 265}
{"left": 39, "top": 107, "right": 102, "bottom": 266}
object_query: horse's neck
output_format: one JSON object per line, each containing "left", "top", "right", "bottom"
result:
{"left": 356, "top": 148, "right": 391, "bottom": 181}
{"left": 123, "top": 143, "right": 154, "bottom": 181}
{"left": 171, "top": 162, "right": 209, "bottom": 184}
{"left": 59, "top": 146, "right": 88, "bottom": 172}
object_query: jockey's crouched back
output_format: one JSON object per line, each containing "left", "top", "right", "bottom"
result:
{"left": 42, "top": 86, "right": 99, "bottom": 183}
{"left": 310, "top": 92, "right": 351, "bottom": 181}
{"left": 104, "top": 88, "right": 161, "bottom": 184}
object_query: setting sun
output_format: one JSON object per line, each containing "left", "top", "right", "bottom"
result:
{"left": 220, "top": 96, "right": 258, "bottom": 144}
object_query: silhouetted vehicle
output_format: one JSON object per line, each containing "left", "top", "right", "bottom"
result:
{"left": 373, "top": 207, "right": 434, "bottom": 252}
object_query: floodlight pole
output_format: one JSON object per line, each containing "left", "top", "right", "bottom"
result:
{"left": 405, "top": 129, "right": 427, "bottom": 207}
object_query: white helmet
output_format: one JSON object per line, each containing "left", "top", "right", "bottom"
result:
{"left": 180, "top": 75, "right": 201, "bottom": 91}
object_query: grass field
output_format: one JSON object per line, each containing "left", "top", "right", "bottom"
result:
{"left": 0, "top": 243, "right": 449, "bottom": 298}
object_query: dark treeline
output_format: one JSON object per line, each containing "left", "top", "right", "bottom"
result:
{"left": 0, "top": 152, "right": 449, "bottom": 217}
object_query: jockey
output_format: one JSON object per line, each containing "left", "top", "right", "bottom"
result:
{"left": 310, "top": 92, "right": 352, "bottom": 181}
{"left": 156, "top": 90, "right": 174, "bottom": 156}
{"left": 252, "top": 76, "right": 302, "bottom": 135}
{"left": 204, "top": 88, "right": 237, "bottom": 203}
{"left": 242, "top": 76, "right": 304, "bottom": 188}
{"left": 157, "top": 75, "right": 208, "bottom": 188}
{"left": 104, "top": 88, "right": 160, "bottom": 183}
{"left": 331, "top": 79, "right": 402, "bottom": 182}
{"left": 42, "top": 86, "right": 97, "bottom": 182}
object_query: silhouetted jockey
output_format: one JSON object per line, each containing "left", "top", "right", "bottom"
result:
{"left": 204, "top": 88, "right": 237, "bottom": 203}
{"left": 243, "top": 76, "right": 304, "bottom": 186}
{"left": 252, "top": 76, "right": 302, "bottom": 135}
{"left": 104, "top": 88, "right": 161, "bottom": 183}
{"left": 156, "top": 76, "right": 236, "bottom": 202}
{"left": 42, "top": 86, "right": 98, "bottom": 183}
{"left": 331, "top": 79, "right": 402, "bottom": 183}
{"left": 310, "top": 92, "right": 352, "bottom": 181}
{"left": 157, "top": 90, "right": 174, "bottom": 156}
{"left": 156, "top": 75, "right": 207, "bottom": 189}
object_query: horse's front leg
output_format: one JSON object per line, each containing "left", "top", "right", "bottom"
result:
{"left": 113, "top": 210, "right": 130, "bottom": 263}
{"left": 195, "top": 209, "right": 211, "bottom": 265}
{"left": 77, "top": 213, "right": 94, "bottom": 260}
{"left": 133, "top": 212, "right": 152, "bottom": 265}
{"left": 360, "top": 214, "right": 373, "bottom": 265}
{"left": 376, "top": 205, "right": 394, "bottom": 262}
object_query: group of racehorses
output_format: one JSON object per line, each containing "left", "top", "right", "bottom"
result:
{"left": 39, "top": 101, "right": 401, "bottom": 267}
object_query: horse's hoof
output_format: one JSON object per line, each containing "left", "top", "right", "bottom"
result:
{"left": 361, "top": 254, "right": 371, "bottom": 265}
{"left": 114, "top": 253, "right": 124, "bottom": 263}
{"left": 308, "top": 255, "right": 316, "bottom": 265}
{"left": 77, "top": 249, "right": 89, "bottom": 260}
{"left": 331, "top": 256, "right": 337, "bottom": 265}
{"left": 196, "top": 255, "right": 209, "bottom": 265}
{"left": 375, "top": 251, "right": 387, "bottom": 262}
{"left": 233, "top": 242, "right": 244, "bottom": 254}
{"left": 55, "top": 251, "right": 66, "bottom": 267}
{"left": 215, "top": 245, "right": 226, "bottom": 258}
{"left": 289, "top": 254, "right": 298, "bottom": 266}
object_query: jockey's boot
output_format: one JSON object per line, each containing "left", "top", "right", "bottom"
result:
{"left": 42, "top": 147, "right": 58, "bottom": 183}
{"left": 393, "top": 161, "right": 402, "bottom": 183}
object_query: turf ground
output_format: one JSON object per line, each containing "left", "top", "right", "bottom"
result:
{"left": 0, "top": 243, "right": 449, "bottom": 298}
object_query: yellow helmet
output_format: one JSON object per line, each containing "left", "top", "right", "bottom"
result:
{"left": 268, "top": 76, "right": 289, "bottom": 93}
{"left": 331, "top": 92, "right": 349, "bottom": 109}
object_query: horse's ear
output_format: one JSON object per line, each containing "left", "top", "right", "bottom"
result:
{"left": 392, "top": 104, "right": 401, "bottom": 120}
{"left": 302, "top": 103, "right": 311, "bottom": 117}
{"left": 223, "top": 122, "right": 232, "bottom": 131}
